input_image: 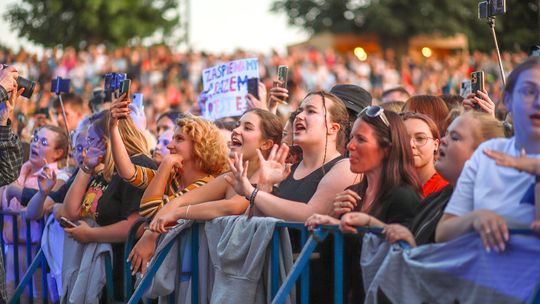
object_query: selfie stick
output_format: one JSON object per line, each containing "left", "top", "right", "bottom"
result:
{"left": 55, "top": 92, "right": 71, "bottom": 164}
{"left": 487, "top": 16, "right": 506, "bottom": 86}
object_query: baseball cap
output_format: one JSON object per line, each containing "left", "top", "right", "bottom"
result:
{"left": 330, "top": 84, "right": 372, "bottom": 115}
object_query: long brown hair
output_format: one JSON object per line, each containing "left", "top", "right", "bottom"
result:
{"left": 304, "top": 91, "right": 351, "bottom": 152}
{"left": 358, "top": 110, "right": 422, "bottom": 216}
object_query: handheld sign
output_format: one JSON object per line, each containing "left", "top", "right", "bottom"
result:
{"left": 201, "top": 58, "right": 259, "bottom": 120}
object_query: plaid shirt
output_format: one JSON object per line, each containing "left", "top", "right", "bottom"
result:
{"left": 0, "top": 121, "right": 23, "bottom": 187}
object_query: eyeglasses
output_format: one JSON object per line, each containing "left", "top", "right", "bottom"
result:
{"left": 410, "top": 134, "right": 434, "bottom": 147}
{"left": 359, "top": 106, "right": 390, "bottom": 127}
{"left": 31, "top": 136, "right": 49, "bottom": 147}
{"left": 517, "top": 84, "right": 540, "bottom": 104}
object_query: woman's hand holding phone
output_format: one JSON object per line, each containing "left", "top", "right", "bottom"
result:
{"left": 462, "top": 89, "right": 495, "bottom": 117}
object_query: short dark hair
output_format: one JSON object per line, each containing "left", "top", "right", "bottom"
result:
{"left": 53, "top": 93, "right": 83, "bottom": 111}
{"left": 382, "top": 86, "right": 410, "bottom": 100}
{"left": 157, "top": 110, "right": 184, "bottom": 125}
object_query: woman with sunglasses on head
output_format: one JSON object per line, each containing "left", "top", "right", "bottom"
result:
{"left": 325, "top": 111, "right": 504, "bottom": 248}
{"left": 227, "top": 91, "right": 356, "bottom": 222}
{"left": 436, "top": 57, "right": 540, "bottom": 252}
{"left": 58, "top": 106, "right": 155, "bottom": 302}
{"left": 401, "top": 112, "right": 448, "bottom": 197}
{"left": 304, "top": 105, "right": 423, "bottom": 228}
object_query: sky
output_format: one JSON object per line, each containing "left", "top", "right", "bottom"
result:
{"left": 0, "top": 0, "right": 309, "bottom": 55}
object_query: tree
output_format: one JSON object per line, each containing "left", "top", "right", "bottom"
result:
{"left": 4, "top": 0, "right": 180, "bottom": 48}
{"left": 271, "top": 0, "right": 539, "bottom": 52}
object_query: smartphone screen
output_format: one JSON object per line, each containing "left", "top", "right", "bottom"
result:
{"left": 247, "top": 78, "right": 259, "bottom": 99}
{"left": 277, "top": 65, "right": 288, "bottom": 88}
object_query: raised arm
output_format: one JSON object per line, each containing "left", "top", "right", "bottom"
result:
{"left": 109, "top": 93, "right": 136, "bottom": 180}
{"left": 59, "top": 169, "right": 92, "bottom": 220}
{"left": 228, "top": 155, "right": 357, "bottom": 222}
{"left": 25, "top": 167, "right": 57, "bottom": 219}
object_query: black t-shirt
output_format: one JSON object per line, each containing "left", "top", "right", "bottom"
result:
{"left": 95, "top": 154, "right": 156, "bottom": 226}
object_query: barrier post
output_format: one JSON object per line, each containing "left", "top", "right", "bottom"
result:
{"left": 12, "top": 214, "right": 20, "bottom": 287}
{"left": 271, "top": 229, "right": 280, "bottom": 299}
{"left": 300, "top": 228, "right": 309, "bottom": 304}
{"left": 104, "top": 253, "right": 114, "bottom": 302}
{"left": 25, "top": 220, "right": 33, "bottom": 303}
{"left": 333, "top": 231, "right": 343, "bottom": 304}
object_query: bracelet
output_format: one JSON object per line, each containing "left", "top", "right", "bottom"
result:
{"left": 185, "top": 205, "right": 191, "bottom": 218}
{"left": 81, "top": 163, "right": 93, "bottom": 174}
{"left": 366, "top": 215, "right": 372, "bottom": 227}
{"left": 247, "top": 188, "right": 259, "bottom": 208}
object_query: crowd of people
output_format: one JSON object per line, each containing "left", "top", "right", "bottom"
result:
{"left": 0, "top": 43, "right": 538, "bottom": 303}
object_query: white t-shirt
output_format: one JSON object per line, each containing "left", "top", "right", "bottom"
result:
{"left": 445, "top": 137, "right": 538, "bottom": 227}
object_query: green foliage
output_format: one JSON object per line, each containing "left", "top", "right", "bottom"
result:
{"left": 4, "top": 0, "right": 180, "bottom": 48}
{"left": 271, "top": 0, "right": 539, "bottom": 52}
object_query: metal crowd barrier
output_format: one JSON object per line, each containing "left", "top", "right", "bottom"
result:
{"left": 271, "top": 224, "right": 390, "bottom": 304}
{"left": 123, "top": 221, "right": 404, "bottom": 304}
{"left": 126, "top": 221, "right": 201, "bottom": 304}
{"left": 0, "top": 210, "right": 46, "bottom": 304}
{"left": 4, "top": 212, "right": 115, "bottom": 304}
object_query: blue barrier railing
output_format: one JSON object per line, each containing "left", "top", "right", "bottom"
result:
{"left": 127, "top": 222, "right": 201, "bottom": 304}
{"left": 0, "top": 210, "right": 46, "bottom": 303}
{"left": 123, "top": 217, "right": 149, "bottom": 300}
{"left": 271, "top": 222, "right": 309, "bottom": 303}
{"left": 272, "top": 225, "right": 403, "bottom": 304}
{"left": 7, "top": 215, "right": 114, "bottom": 304}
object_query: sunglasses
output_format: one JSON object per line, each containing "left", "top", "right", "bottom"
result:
{"left": 359, "top": 106, "right": 390, "bottom": 127}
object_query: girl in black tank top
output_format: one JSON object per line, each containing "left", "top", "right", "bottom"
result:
{"left": 274, "top": 155, "right": 347, "bottom": 203}
{"left": 227, "top": 91, "right": 357, "bottom": 222}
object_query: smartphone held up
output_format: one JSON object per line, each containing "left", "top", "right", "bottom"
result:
{"left": 471, "top": 71, "right": 485, "bottom": 110}
{"left": 277, "top": 65, "right": 288, "bottom": 88}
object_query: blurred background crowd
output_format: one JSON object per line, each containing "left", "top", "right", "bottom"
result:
{"left": 0, "top": 45, "right": 529, "bottom": 143}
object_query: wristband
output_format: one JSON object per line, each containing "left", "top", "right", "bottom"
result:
{"left": 247, "top": 188, "right": 259, "bottom": 209}
{"left": 81, "top": 163, "right": 94, "bottom": 174}
{"left": 536, "top": 175, "right": 540, "bottom": 183}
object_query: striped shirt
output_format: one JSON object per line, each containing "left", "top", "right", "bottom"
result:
{"left": 126, "top": 164, "right": 213, "bottom": 218}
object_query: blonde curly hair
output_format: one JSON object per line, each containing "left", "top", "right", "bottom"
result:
{"left": 176, "top": 115, "right": 229, "bottom": 176}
